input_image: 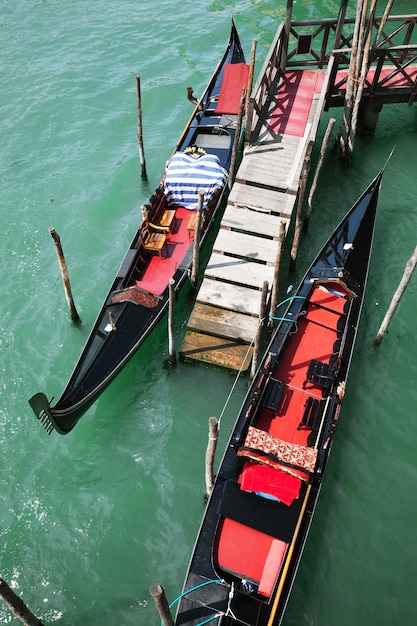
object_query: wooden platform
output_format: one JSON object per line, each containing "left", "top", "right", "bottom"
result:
{"left": 180, "top": 66, "right": 326, "bottom": 371}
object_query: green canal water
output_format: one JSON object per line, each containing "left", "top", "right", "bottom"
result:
{"left": 1, "top": 1, "right": 416, "bottom": 624}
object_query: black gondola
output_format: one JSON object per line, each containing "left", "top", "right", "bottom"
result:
{"left": 29, "top": 22, "right": 248, "bottom": 435}
{"left": 173, "top": 170, "right": 384, "bottom": 626}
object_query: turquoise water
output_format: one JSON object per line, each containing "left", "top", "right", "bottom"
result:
{"left": 1, "top": 1, "right": 416, "bottom": 624}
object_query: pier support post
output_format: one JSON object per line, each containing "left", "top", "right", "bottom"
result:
{"left": 205, "top": 417, "right": 219, "bottom": 499}
{"left": 0, "top": 577, "right": 45, "bottom": 626}
{"left": 374, "top": 244, "right": 417, "bottom": 345}
{"left": 149, "top": 584, "right": 173, "bottom": 626}
{"left": 49, "top": 227, "right": 81, "bottom": 324}
{"left": 269, "top": 221, "right": 287, "bottom": 329}
{"left": 290, "top": 157, "right": 310, "bottom": 272}
{"left": 229, "top": 88, "right": 246, "bottom": 189}
{"left": 190, "top": 189, "right": 204, "bottom": 288}
{"left": 136, "top": 75, "right": 148, "bottom": 179}
{"left": 251, "top": 281, "right": 269, "bottom": 378}
{"left": 304, "top": 118, "right": 335, "bottom": 231}
{"left": 359, "top": 102, "right": 382, "bottom": 134}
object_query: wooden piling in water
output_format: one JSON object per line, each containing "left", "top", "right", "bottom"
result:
{"left": 229, "top": 88, "right": 246, "bottom": 189}
{"left": 0, "top": 577, "right": 45, "bottom": 626}
{"left": 190, "top": 189, "right": 204, "bottom": 287}
{"left": 136, "top": 74, "right": 148, "bottom": 180}
{"left": 374, "top": 244, "right": 417, "bottom": 345}
{"left": 205, "top": 416, "right": 219, "bottom": 499}
{"left": 149, "top": 584, "right": 173, "bottom": 626}
{"left": 304, "top": 118, "right": 335, "bottom": 231}
{"left": 167, "top": 278, "right": 176, "bottom": 366}
{"left": 269, "top": 220, "right": 287, "bottom": 329}
{"left": 251, "top": 281, "right": 269, "bottom": 379}
{"left": 49, "top": 227, "right": 81, "bottom": 324}
{"left": 290, "top": 157, "right": 310, "bottom": 271}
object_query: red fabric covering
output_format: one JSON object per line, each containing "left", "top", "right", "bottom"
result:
{"left": 238, "top": 461, "right": 301, "bottom": 506}
{"left": 215, "top": 63, "right": 249, "bottom": 114}
{"left": 268, "top": 69, "right": 318, "bottom": 137}
{"left": 216, "top": 517, "right": 287, "bottom": 597}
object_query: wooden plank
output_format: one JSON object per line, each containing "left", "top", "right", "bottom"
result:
{"left": 197, "top": 277, "right": 264, "bottom": 317}
{"left": 226, "top": 189, "right": 295, "bottom": 218}
{"left": 205, "top": 252, "right": 275, "bottom": 289}
{"left": 187, "top": 302, "right": 260, "bottom": 343}
{"left": 228, "top": 183, "right": 295, "bottom": 215}
{"left": 222, "top": 204, "right": 284, "bottom": 235}
{"left": 181, "top": 331, "right": 253, "bottom": 372}
{"left": 236, "top": 137, "right": 302, "bottom": 190}
{"left": 213, "top": 229, "right": 280, "bottom": 265}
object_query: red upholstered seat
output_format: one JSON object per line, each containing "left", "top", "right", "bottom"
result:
{"left": 214, "top": 63, "right": 249, "bottom": 114}
{"left": 216, "top": 517, "right": 288, "bottom": 598}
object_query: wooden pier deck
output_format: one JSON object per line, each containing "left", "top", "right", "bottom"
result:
{"left": 180, "top": 68, "right": 326, "bottom": 370}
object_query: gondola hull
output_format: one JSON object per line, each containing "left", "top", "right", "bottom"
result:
{"left": 173, "top": 170, "right": 384, "bottom": 626}
{"left": 29, "top": 22, "right": 248, "bottom": 434}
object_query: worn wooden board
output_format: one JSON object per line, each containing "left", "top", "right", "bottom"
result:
{"left": 205, "top": 252, "right": 275, "bottom": 290}
{"left": 197, "top": 277, "right": 264, "bottom": 317}
{"left": 214, "top": 229, "right": 281, "bottom": 265}
{"left": 180, "top": 331, "right": 253, "bottom": 372}
{"left": 228, "top": 183, "right": 296, "bottom": 217}
{"left": 187, "top": 302, "right": 260, "bottom": 343}
{"left": 236, "top": 136, "right": 302, "bottom": 191}
{"left": 221, "top": 203, "right": 291, "bottom": 236}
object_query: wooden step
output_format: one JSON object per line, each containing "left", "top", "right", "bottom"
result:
{"left": 187, "top": 302, "right": 260, "bottom": 344}
{"left": 205, "top": 252, "right": 275, "bottom": 290}
{"left": 197, "top": 278, "right": 265, "bottom": 317}
{"left": 214, "top": 229, "right": 281, "bottom": 266}
{"left": 221, "top": 203, "right": 290, "bottom": 238}
{"left": 180, "top": 331, "right": 254, "bottom": 372}
{"left": 228, "top": 182, "right": 296, "bottom": 216}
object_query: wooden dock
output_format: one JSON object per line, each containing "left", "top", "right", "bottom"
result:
{"left": 180, "top": 9, "right": 417, "bottom": 371}
{"left": 180, "top": 70, "right": 326, "bottom": 370}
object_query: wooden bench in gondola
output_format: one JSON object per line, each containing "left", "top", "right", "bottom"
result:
{"left": 303, "top": 359, "right": 335, "bottom": 390}
{"left": 297, "top": 397, "right": 326, "bottom": 431}
{"left": 260, "top": 378, "right": 285, "bottom": 411}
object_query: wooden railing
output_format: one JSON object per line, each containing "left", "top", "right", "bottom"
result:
{"left": 246, "top": 14, "right": 417, "bottom": 144}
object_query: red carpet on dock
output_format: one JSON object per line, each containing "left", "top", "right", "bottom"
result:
{"left": 268, "top": 70, "right": 318, "bottom": 137}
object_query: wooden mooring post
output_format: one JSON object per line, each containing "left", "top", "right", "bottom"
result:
{"left": 136, "top": 74, "right": 148, "bottom": 179}
{"left": 49, "top": 227, "right": 81, "bottom": 324}
{"left": 229, "top": 88, "right": 246, "bottom": 190}
{"left": 290, "top": 156, "right": 310, "bottom": 271}
{"left": 205, "top": 416, "right": 219, "bottom": 499}
{"left": 149, "top": 583, "right": 173, "bottom": 626}
{"left": 304, "top": 118, "right": 335, "bottom": 231}
{"left": 374, "top": 244, "right": 417, "bottom": 345}
{"left": 190, "top": 189, "right": 204, "bottom": 288}
{"left": 0, "top": 577, "right": 45, "bottom": 626}
{"left": 251, "top": 281, "right": 269, "bottom": 379}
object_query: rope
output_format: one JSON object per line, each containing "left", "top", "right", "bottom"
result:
{"left": 163, "top": 579, "right": 226, "bottom": 626}
{"left": 217, "top": 328, "right": 256, "bottom": 429}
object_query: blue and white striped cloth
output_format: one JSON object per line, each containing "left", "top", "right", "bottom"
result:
{"left": 164, "top": 152, "right": 228, "bottom": 210}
